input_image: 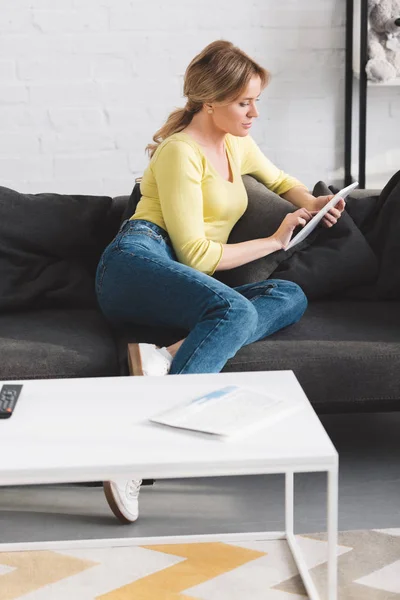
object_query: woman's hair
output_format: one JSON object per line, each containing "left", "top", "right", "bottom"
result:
{"left": 145, "top": 40, "right": 270, "bottom": 158}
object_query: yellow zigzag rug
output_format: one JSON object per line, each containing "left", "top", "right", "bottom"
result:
{"left": 0, "top": 529, "right": 399, "bottom": 599}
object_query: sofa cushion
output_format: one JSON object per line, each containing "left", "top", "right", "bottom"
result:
{"left": 120, "top": 183, "right": 142, "bottom": 223}
{"left": 109, "top": 194, "right": 130, "bottom": 233}
{"left": 0, "top": 186, "right": 115, "bottom": 310}
{"left": 364, "top": 173, "right": 400, "bottom": 299}
{"left": 222, "top": 300, "right": 400, "bottom": 413}
{"left": 324, "top": 170, "right": 400, "bottom": 301}
{"left": 215, "top": 176, "right": 379, "bottom": 300}
{"left": 0, "top": 309, "right": 119, "bottom": 380}
{"left": 214, "top": 176, "right": 305, "bottom": 284}
{"left": 270, "top": 209, "right": 379, "bottom": 300}
{"left": 313, "top": 180, "right": 380, "bottom": 233}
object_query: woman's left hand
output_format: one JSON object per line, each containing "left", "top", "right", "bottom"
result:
{"left": 310, "top": 195, "right": 346, "bottom": 228}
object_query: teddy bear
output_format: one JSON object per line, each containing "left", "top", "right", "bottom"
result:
{"left": 366, "top": 0, "right": 400, "bottom": 83}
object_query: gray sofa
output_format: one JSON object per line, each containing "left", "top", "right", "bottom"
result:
{"left": 1, "top": 175, "right": 399, "bottom": 415}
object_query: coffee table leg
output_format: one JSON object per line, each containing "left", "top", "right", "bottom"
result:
{"left": 285, "top": 468, "right": 338, "bottom": 600}
{"left": 285, "top": 471, "right": 294, "bottom": 535}
{"left": 285, "top": 471, "right": 319, "bottom": 599}
{"left": 327, "top": 466, "right": 339, "bottom": 600}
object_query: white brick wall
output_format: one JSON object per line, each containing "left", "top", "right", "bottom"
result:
{"left": 363, "top": 86, "right": 400, "bottom": 189}
{"left": 0, "top": 0, "right": 395, "bottom": 196}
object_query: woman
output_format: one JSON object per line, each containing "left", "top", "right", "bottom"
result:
{"left": 96, "top": 40, "right": 345, "bottom": 523}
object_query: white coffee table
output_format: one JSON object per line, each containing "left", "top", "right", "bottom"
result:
{"left": 0, "top": 370, "right": 338, "bottom": 600}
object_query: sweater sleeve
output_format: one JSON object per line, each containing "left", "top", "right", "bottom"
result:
{"left": 151, "top": 140, "right": 223, "bottom": 275}
{"left": 240, "top": 135, "right": 308, "bottom": 195}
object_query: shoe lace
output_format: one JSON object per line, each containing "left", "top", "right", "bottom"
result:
{"left": 126, "top": 479, "right": 142, "bottom": 499}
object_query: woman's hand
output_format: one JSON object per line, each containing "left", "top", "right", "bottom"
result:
{"left": 270, "top": 208, "right": 314, "bottom": 250}
{"left": 310, "top": 195, "right": 346, "bottom": 228}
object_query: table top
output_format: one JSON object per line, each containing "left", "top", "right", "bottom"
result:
{"left": 0, "top": 371, "right": 337, "bottom": 485}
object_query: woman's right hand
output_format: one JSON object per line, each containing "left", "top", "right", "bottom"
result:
{"left": 270, "top": 208, "right": 315, "bottom": 250}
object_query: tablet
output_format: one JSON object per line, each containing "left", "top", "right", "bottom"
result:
{"left": 285, "top": 181, "right": 359, "bottom": 251}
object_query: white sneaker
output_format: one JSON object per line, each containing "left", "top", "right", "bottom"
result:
{"left": 103, "top": 478, "right": 142, "bottom": 524}
{"left": 128, "top": 343, "right": 172, "bottom": 376}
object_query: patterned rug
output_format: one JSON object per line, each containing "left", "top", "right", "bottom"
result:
{"left": 0, "top": 529, "right": 399, "bottom": 599}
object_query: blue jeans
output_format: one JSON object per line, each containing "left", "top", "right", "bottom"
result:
{"left": 95, "top": 219, "right": 307, "bottom": 374}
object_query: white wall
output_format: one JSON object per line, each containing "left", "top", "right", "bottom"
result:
{"left": 0, "top": 0, "right": 395, "bottom": 196}
{"left": 363, "top": 86, "right": 400, "bottom": 189}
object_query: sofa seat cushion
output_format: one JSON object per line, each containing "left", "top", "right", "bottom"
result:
{"left": 223, "top": 301, "right": 400, "bottom": 413}
{"left": 0, "top": 310, "right": 119, "bottom": 380}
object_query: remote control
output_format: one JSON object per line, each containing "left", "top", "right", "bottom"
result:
{"left": 0, "top": 384, "right": 23, "bottom": 419}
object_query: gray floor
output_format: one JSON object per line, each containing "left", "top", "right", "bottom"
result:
{"left": 1, "top": 411, "right": 400, "bottom": 544}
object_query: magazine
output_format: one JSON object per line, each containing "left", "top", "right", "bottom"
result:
{"left": 149, "top": 385, "right": 301, "bottom": 439}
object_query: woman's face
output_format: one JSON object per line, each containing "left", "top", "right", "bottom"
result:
{"left": 211, "top": 75, "right": 262, "bottom": 137}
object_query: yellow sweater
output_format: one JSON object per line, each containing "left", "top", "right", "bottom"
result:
{"left": 131, "top": 131, "right": 306, "bottom": 275}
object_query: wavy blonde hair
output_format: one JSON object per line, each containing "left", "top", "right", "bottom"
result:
{"left": 145, "top": 40, "right": 270, "bottom": 159}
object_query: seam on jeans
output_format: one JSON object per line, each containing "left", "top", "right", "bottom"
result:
{"left": 96, "top": 246, "right": 120, "bottom": 297}
{"left": 177, "top": 301, "right": 233, "bottom": 374}
{"left": 115, "top": 231, "right": 131, "bottom": 253}
{"left": 96, "top": 256, "right": 108, "bottom": 297}
{"left": 114, "top": 249, "right": 239, "bottom": 374}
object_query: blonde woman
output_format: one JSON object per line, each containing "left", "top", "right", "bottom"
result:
{"left": 96, "top": 40, "right": 345, "bottom": 523}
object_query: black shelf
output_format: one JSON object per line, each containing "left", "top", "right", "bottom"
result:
{"left": 344, "top": 0, "right": 368, "bottom": 188}
{"left": 344, "top": 0, "right": 400, "bottom": 188}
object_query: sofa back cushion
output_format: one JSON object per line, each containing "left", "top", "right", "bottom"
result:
{"left": 313, "top": 180, "right": 380, "bottom": 233}
{"left": 364, "top": 171, "right": 400, "bottom": 299}
{"left": 0, "top": 186, "right": 114, "bottom": 310}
